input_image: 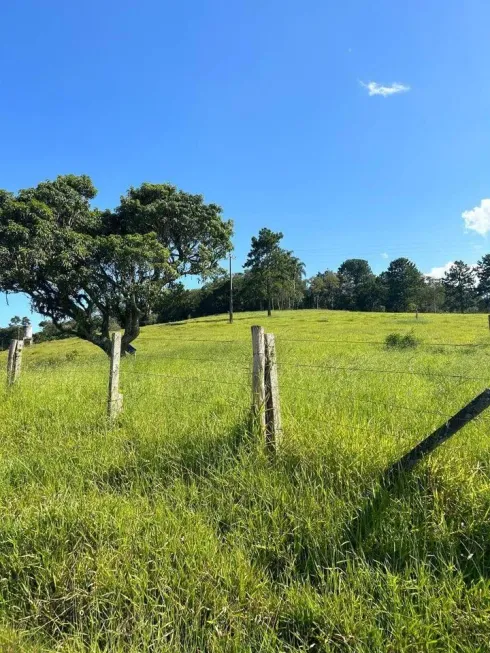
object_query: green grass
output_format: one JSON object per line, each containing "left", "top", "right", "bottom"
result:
{"left": 1, "top": 310, "right": 490, "bottom": 651}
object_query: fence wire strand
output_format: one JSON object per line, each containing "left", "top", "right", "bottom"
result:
{"left": 278, "top": 362, "right": 489, "bottom": 382}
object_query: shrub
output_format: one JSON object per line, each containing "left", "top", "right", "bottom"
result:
{"left": 385, "top": 331, "right": 419, "bottom": 349}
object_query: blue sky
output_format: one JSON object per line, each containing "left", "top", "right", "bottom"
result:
{"left": 2, "top": 0, "right": 490, "bottom": 327}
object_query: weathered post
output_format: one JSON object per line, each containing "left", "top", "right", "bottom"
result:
{"left": 251, "top": 325, "right": 266, "bottom": 439}
{"left": 7, "top": 340, "right": 16, "bottom": 385}
{"left": 108, "top": 332, "right": 123, "bottom": 421}
{"left": 23, "top": 324, "right": 33, "bottom": 347}
{"left": 7, "top": 339, "right": 23, "bottom": 385}
{"left": 264, "top": 333, "right": 282, "bottom": 451}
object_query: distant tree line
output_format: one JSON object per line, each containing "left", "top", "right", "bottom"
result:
{"left": 1, "top": 171, "right": 489, "bottom": 346}
{"left": 21, "top": 253, "right": 487, "bottom": 335}
{"left": 152, "top": 230, "right": 490, "bottom": 321}
{"left": 307, "top": 258, "right": 488, "bottom": 314}
{"left": 0, "top": 316, "right": 31, "bottom": 350}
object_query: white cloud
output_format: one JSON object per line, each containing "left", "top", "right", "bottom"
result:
{"left": 360, "top": 81, "right": 410, "bottom": 97}
{"left": 381, "top": 252, "right": 389, "bottom": 259}
{"left": 426, "top": 261, "right": 477, "bottom": 279}
{"left": 426, "top": 262, "right": 455, "bottom": 279}
{"left": 462, "top": 199, "right": 490, "bottom": 236}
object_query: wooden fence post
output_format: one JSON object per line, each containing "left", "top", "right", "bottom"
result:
{"left": 384, "top": 388, "right": 490, "bottom": 485}
{"left": 265, "top": 333, "right": 282, "bottom": 451}
{"left": 7, "top": 339, "right": 23, "bottom": 386}
{"left": 7, "top": 340, "right": 16, "bottom": 385}
{"left": 108, "top": 332, "right": 123, "bottom": 421}
{"left": 347, "top": 388, "right": 490, "bottom": 546}
{"left": 251, "top": 325, "right": 266, "bottom": 438}
{"left": 23, "top": 324, "right": 33, "bottom": 347}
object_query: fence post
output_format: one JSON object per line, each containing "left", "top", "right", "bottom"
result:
{"left": 251, "top": 325, "right": 266, "bottom": 439}
{"left": 7, "top": 340, "right": 16, "bottom": 384}
{"left": 264, "top": 333, "right": 282, "bottom": 451}
{"left": 23, "top": 324, "right": 33, "bottom": 347}
{"left": 7, "top": 339, "right": 23, "bottom": 386}
{"left": 108, "top": 332, "right": 123, "bottom": 421}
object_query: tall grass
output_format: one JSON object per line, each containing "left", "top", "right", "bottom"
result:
{"left": 0, "top": 310, "right": 490, "bottom": 651}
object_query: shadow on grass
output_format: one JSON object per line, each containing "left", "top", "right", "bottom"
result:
{"left": 343, "top": 466, "right": 490, "bottom": 585}
{"left": 154, "top": 314, "right": 258, "bottom": 328}
{"left": 233, "top": 439, "right": 490, "bottom": 589}
{"left": 95, "top": 417, "right": 255, "bottom": 495}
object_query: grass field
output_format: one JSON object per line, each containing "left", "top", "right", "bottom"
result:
{"left": 1, "top": 310, "right": 490, "bottom": 651}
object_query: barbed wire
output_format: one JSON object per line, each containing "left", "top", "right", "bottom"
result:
{"left": 123, "top": 380, "right": 250, "bottom": 406}
{"left": 21, "top": 358, "right": 488, "bottom": 384}
{"left": 135, "top": 337, "right": 248, "bottom": 344}
{"left": 287, "top": 384, "right": 455, "bottom": 419}
{"left": 135, "top": 336, "right": 490, "bottom": 348}
{"left": 278, "top": 362, "right": 489, "bottom": 382}
{"left": 125, "top": 371, "right": 251, "bottom": 387}
{"left": 132, "top": 353, "right": 250, "bottom": 366}
{"left": 277, "top": 338, "right": 489, "bottom": 348}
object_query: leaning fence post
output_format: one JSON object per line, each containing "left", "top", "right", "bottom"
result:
{"left": 251, "top": 325, "right": 266, "bottom": 439}
{"left": 264, "top": 332, "right": 282, "bottom": 451}
{"left": 108, "top": 332, "right": 123, "bottom": 421}
{"left": 7, "top": 339, "right": 23, "bottom": 386}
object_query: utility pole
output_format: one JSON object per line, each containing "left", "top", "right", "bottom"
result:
{"left": 229, "top": 253, "right": 234, "bottom": 324}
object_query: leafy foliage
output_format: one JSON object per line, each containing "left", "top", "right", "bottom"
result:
{"left": 307, "top": 270, "right": 339, "bottom": 308}
{"left": 476, "top": 254, "right": 490, "bottom": 310}
{"left": 443, "top": 261, "right": 476, "bottom": 313}
{"left": 337, "top": 259, "right": 378, "bottom": 311}
{"left": 384, "top": 258, "right": 424, "bottom": 312}
{"left": 0, "top": 176, "right": 233, "bottom": 354}
{"left": 244, "top": 228, "right": 305, "bottom": 316}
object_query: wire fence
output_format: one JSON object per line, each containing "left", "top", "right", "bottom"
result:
{"left": 6, "top": 328, "right": 490, "bottom": 435}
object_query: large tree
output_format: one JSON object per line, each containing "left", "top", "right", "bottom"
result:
{"left": 384, "top": 257, "right": 423, "bottom": 312}
{"left": 337, "top": 259, "right": 378, "bottom": 311}
{"left": 0, "top": 176, "right": 233, "bottom": 355}
{"left": 476, "top": 254, "right": 490, "bottom": 310}
{"left": 443, "top": 261, "right": 476, "bottom": 313}
{"left": 419, "top": 277, "right": 446, "bottom": 313}
{"left": 244, "top": 228, "right": 304, "bottom": 316}
{"left": 308, "top": 271, "right": 339, "bottom": 309}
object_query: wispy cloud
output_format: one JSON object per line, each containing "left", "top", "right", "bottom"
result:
{"left": 360, "top": 81, "right": 410, "bottom": 97}
{"left": 381, "top": 252, "right": 389, "bottom": 259}
{"left": 462, "top": 199, "right": 490, "bottom": 236}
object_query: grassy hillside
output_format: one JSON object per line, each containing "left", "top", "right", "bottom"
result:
{"left": 1, "top": 310, "right": 490, "bottom": 652}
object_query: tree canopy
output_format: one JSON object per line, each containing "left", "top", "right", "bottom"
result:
{"left": 244, "top": 228, "right": 304, "bottom": 316}
{"left": 0, "top": 176, "right": 233, "bottom": 355}
{"left": 337, "top": 259, "right": 379, "bottom": 311}
{"left": 476, "top": 254, "right": 490, "bottom": 310}
{"left": 384, "top": 257, "right": 423, "bottom": 312}
{"left": 443, "top": 261, "right": 476, "bottom": 313}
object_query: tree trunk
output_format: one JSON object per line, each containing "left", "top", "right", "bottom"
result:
{"left": 121, "top": 307, "right": 141, "bottom": 356}
{"left": 79, "top": 311, "right": 140, "bottom": 358}
{"left": 267, "top": 276, "right": 272, "bottom": 316}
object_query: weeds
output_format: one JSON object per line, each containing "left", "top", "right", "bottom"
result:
{"left": 385, "top": 330, "right": 419, "bottom": 349}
